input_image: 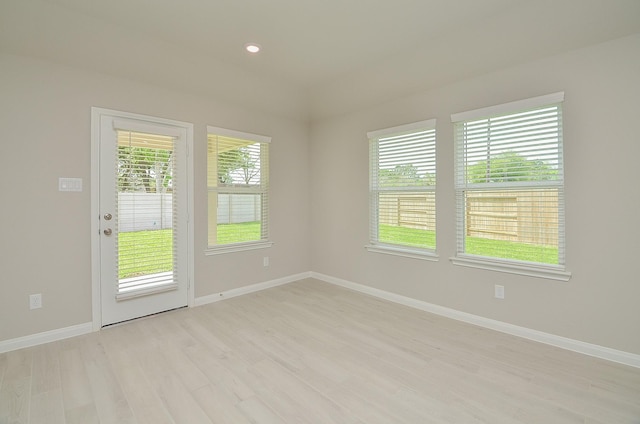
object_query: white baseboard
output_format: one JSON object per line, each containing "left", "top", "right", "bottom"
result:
{"left": 311, "top": 272, "right": 640, "bottom": 369}
{"left": 0, "top": 273, "right": 311, "bottom": 354}
{"left": 194, "top": 271, "right": 312, "bottom": 307}
{"left": 4, "top": 271, "right": 638, "bottom": 370}
{"left": 0, "top": 322, "right": 93, "bottom": 354}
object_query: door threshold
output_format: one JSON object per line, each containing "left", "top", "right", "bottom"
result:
{"left": 101, "top": 305, "right": 188, "bottom": 328}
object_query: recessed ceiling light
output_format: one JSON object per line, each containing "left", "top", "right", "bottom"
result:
{"left": 244, "top": 43, "right": 261, "bottom": 54}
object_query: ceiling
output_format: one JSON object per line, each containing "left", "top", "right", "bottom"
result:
{"left": 1, "top": 0, "right": 639, "bottom": 122}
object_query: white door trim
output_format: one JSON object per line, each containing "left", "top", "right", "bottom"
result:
{"left": 90, "top": 107, "right": 194, "bottom": 331}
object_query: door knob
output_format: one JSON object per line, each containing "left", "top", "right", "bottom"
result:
{"left": 103, "top": 228, "right": 112, "bottom": 236}
{"left": 104, "top": 213, "right": 112, "bottom": 221}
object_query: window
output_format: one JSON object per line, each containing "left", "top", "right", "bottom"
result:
{"left": 451, "top": 92, "right": 570, "bottom": 280}
{"left": 116, "top": 130, "right": 178, "bottom": 296}
{"left": 367, "top": 119, "right": 437, "bottom": 260}
{"left": 206, "top": 126, "right": 271, "bottom": 253}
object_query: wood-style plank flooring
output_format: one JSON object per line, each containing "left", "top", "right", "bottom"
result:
{"left": 1, "top": 278, "right": 639, "bottom": 423}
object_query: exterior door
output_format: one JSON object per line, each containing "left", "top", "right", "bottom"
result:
{"left": 93, "top": 109, "right": 191, "bottom": 326}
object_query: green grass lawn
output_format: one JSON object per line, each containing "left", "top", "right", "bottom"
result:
{"left": 120, "top": 222, "right": 557, "bottom": 279}
{"left": 118, "top": 222, "right": 262, "bottom": 279}
{"left": 465, "top": 236, "right": 558, "bottom": 264}
{"left": 379, "top": 224, "right": 436, "bottom": 249}
{"left": 216, "top": 221, "right": 261, "bottom": 245}
{"left": 118, "top": 229, "right": 173, "bottom": 279}
{"left": 379, "top": 224, "right": 558, "bottom": 264}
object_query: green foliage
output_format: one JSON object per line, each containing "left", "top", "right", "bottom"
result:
{"left": 218, "top": 149, "right": 245, "bottom": 184}
{"left": 379, "top": 164, "right": 435, "bottom": 187}
{"left": 218, "top": 147, "right": 260, "bottom": 185}
{"left": 118, "top": 147, "right": 172, "bottom": 193}
{"left": 467, "top": 151, "right": 557, "bottom": 184}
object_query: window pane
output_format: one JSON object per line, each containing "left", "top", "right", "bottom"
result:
{"left": 462, "top": 106, "right": 561, "bottom": 185}
{"left": 216, "top": 193, "right": 262, "bottom": 244}
{"left": 116, "top": 131, "right": 177, "bottom": 295}
{"left": 207, "top": 130, "right": 269, "bottom": 247}
{"left": 454, "top": 98, "right": 564, "bottom": 267}
{"left": 217, "top": 138, "right": 262, "bottom": 186}
{"left": 378, "top": 130, "right": 436, "bottom": 188}
{"left": 370, "top": 124, "right": 436, "bottom": 252}
{"left": 464, "top": 189, "right": 559, "bottom": 264}
{"left": 378, "top": 191, "right": 436, "bottom": 249}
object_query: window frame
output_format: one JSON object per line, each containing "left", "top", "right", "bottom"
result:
{"left": 205, "top": 126, "right": 272, "bottom": 255}
{"left": 451, "top": 92, "right": 571, "bottom": 281}
{"left": 366, "top": 119, "right": 438, "bottom": 261}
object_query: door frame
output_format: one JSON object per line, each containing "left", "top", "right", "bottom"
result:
{"left": 90, "top": 107, "right": 194, "bottom": 330}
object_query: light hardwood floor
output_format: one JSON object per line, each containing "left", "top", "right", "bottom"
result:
{"left": 1, "top": 278, "right": 639, "bottom": 423}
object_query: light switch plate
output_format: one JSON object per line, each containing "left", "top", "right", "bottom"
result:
{"left": 59, "top": 177, "right": 83, "bottom": 192}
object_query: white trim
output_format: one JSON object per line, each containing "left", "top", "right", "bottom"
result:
{"left": 0, "top": 323, "right": 93, "bottom": 354}
{"left": 4, "top": 273, "right": 639, "bottom": 369}
{"left": 451, "top": 91, "right": 564, "bottom": 122}
{"left": 365, "top": 244, "right": 438, "bottom": 261}
{"left": 112, "top": 118, "right": 184, "bottom": 138}
{"left": 311, "top": 272, "right": 640, "bottom": 369}
{"left": 91, "top": 108, "right": 102, "bottom": 331}
{"left": 463, "top": 180, "right": 563, "bottom": 190}
{"left": 207, "top": 125, "right": 271, "bottom": 144}
{"left": 0, "top": 272, "right": 308, "bottom": 354}
{"left": 186, "top": 121, "right": 195, "bottom": 308}
{"left": 194, "top": 272, "right": 311, "bottom": 306}
{"left": 367, "top": 118, "right": 436, "bottom": 140}
{"left": 205, "top": 241, "right": 274, "bottom": 256}
{"left": 115, "top": 282, "right": 179, "bottom": 301}
{"left": 451, "top": 255, "right": 571, "bottom": 282}
{"left": 90, "top": 107, "right": 195, "bottom": 329}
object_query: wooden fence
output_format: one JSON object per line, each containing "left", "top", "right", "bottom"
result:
{"left": 379, "top": 192, "right": 436, "bottom": 231}
{"left": 465, "top": 189, "right": 558, "bottom": 246}
{"left": 379, "top": 189, "right": 558, "bottom": 246}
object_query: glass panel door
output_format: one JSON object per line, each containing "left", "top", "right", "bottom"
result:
{"left": 97, "top": 111, "right": 189, "bottom": 326}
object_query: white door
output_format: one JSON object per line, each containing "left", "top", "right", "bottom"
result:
{"left": 93, "top": 109, "right": 191, "bottom": 326}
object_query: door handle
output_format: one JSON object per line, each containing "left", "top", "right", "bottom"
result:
{"left": 104, "top": 213, "right": 112, "bottom": 221}
{"left": 103, "top": 228, "right": 113, "bottom": 236}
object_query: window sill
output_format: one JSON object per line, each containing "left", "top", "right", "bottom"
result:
{"left": 205, "top": 241, "right": 273, "bottom": 256}
{"left": 450, "top": 254, "right": 571, "bottom": 281}
{"left": 365, "top": 244, "right": 438, "bottom": 261}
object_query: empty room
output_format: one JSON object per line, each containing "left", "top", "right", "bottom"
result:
{"left": 1, "top": 0, "right": 639, "bottom": 422}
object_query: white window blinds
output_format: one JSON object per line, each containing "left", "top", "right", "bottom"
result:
{"left": 452, "top": 93, "right": 566, "bottom": 269}
{"left": 368, "top": 119, "right": 436, "bottom": 253}
{"left": 116, "top": 130, "right": 178, "bottom": 299}
{"left": 207, "top": 127, "right": 270, "bottom": 248}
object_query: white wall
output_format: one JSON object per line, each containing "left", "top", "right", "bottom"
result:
{"left": 0, "top": 53, "right": 310, "bottom": 342}
{"left": 309, "top": 34, "right": 640, "bottom": 355}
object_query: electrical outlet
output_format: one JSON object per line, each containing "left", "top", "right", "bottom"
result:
{"left": 30, "top": 294, "right": 42, "bottom": 309}
{"left": 494, "top": 285, "right": 505, "bottom": 299}
{"left": 263, "top": 256, "right": 269, "bottom": 267}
